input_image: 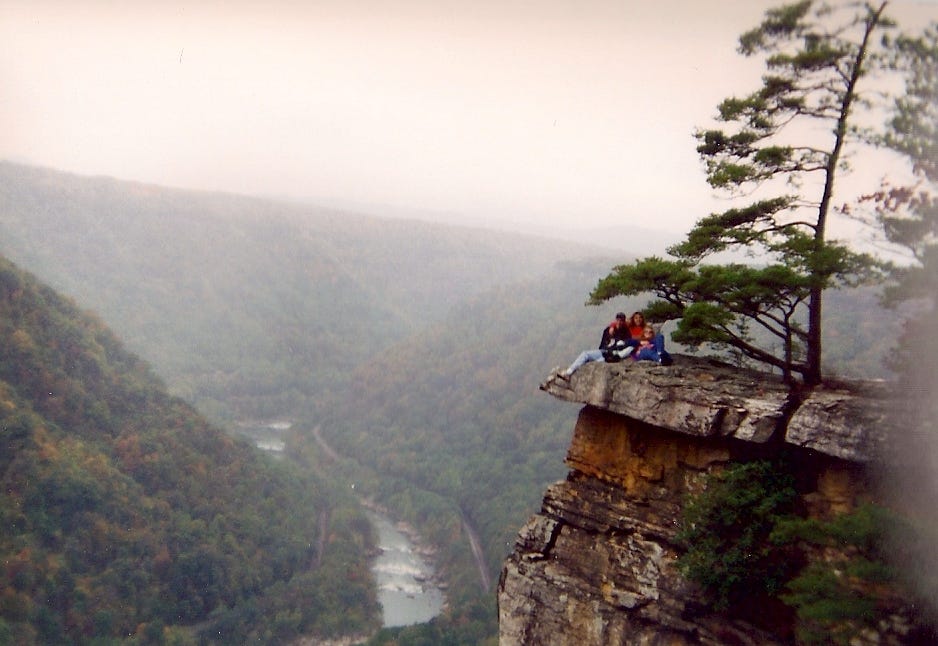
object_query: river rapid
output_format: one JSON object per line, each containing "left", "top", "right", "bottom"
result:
{"left": 366, "top": 510, "right": 446, "bottom": 627}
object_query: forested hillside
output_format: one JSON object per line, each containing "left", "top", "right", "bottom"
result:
{"left": 0, "top": 255, "right": 378, "bottom": 644}
{"left": 300, "top": 259, "right": 644, "bottom": 640}
{"left": 317, "top": 259, "right": 626, "bottom": 561}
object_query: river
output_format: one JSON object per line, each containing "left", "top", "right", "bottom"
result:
{"left": 240, "top": 421, "right": 446, "bottom": 628}
{"left": 366, "top": 509, "right": 446, "bottom": 627}
{"left": 233, "top": 419, "right": 290, "bottom": 456}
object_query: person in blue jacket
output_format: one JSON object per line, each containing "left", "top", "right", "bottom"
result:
{"left": 631, "top": 324, "right": 673, "bottom": 365}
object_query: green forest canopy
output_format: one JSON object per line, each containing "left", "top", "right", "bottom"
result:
{"left": 0, "top": 255, "right": 379, "bottom": 644}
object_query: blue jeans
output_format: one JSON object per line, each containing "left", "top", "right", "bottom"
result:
{"left": 567, "top": 335, "right": 671, "bottom": 373}
{"left": 635, "top": 335, "right": 672, "bottom": 364}
{"left": 565, "top": 349, "right": 605, "bottom": 374}
{"left": 635, "top": 347, "right": 663, "bottom": 361}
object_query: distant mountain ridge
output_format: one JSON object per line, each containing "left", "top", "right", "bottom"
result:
{"left": 277, "top": 193, "right": 684, "bottom": 255}
{"left": 0, "top": 161, "right": 614, "bottom": 421}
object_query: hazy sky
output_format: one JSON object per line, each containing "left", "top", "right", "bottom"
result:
{"left": 3, "top": 1, "right": 937, "bottom": 235}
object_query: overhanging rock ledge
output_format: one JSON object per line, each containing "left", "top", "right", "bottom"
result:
{"left": 540, "top": 355, "right": 896, "bottom": 463}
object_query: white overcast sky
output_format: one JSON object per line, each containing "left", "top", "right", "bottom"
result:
{"left": 2, "top": 1, "right": 937, "bottom": 235}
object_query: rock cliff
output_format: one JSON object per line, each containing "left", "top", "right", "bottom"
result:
{"left": 498, "top": 357, "right": 915, "bottom": 645}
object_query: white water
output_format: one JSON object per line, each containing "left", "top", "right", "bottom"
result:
{"left": 244, "top": 422, "right": 445, "bottom": 627}
{"left": 235, "top": 420, "right": 290, "bottom": 457}
{"left": 366, "top": 510, "right": 445, "bottom": 628}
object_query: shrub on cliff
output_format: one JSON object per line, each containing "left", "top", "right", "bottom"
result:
{"left": 678, "top": 461, "right": 930, "bottom": 643}
{"left": 774, "top": 504, "right": 908, "bottom": 645}
{"left": 676, "top": 460, "right": 800, "bottom": 611}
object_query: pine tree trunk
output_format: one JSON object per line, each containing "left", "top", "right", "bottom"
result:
{"left": 805, "top": 2, "right": 887, "bottom": 387}
{"left": 804, "top": 286, "right": 822, "bottom": 386}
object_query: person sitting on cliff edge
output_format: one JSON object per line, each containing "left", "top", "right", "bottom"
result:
{"left": 632, "top": 324, "right": 673, "bottom": 366}
{"left": 555, "top": 312, "right": 636, "bottom": 380}
{"left": 627, "top": 311, "right": 647, "bottom": 339}
{"left": 628, "top": 312, "right": 672, "bottom": 364}
{"left": 552, "top": 312, "right": 673, "bottom": 382}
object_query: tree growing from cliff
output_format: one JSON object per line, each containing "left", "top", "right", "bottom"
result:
{"left": 590, "top": 1, "right": 897, "bottom": 385}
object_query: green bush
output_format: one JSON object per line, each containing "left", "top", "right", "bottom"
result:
{"left": 676, "top": 460, "right": 799, "bottom": 610}
{"left": 773, "top": 504, "right": 903, "bottom": 645}
{"left": 677, "top": 462, "right": 923, "bottom": 643}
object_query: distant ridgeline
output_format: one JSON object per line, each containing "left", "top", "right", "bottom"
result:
{"left": 0, "top": 161, "right": 896, "bottom": 427}
{"left": 0, "top": 161, "right": 601, "bottom": 424}
{"left": 0, "top": 255, "right": 379, "bottom": 644}
{"left": 499, "top": 359, "right": 936, "bottom": 645}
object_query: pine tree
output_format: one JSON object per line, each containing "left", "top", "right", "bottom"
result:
{"left": 590, "top": 1, "right": 897, "bottom": 384}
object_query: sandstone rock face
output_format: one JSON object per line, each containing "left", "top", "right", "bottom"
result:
{"left": 499, "top": 359, "right": 903, "bottom": 645}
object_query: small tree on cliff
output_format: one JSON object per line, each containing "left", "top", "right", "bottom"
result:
{"left": 590, "top": 1, "right": 896, "bottom": 385}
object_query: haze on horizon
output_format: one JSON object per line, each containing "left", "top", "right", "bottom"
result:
{"left": 2, "top": 0, "right": 937, "bottom": 237}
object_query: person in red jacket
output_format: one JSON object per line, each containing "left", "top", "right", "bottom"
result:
{"left": 627, "top": 311, "right": 647, "bottom": 339}
{"left": 558, "top": 312, "right": 633, "bottom": 378}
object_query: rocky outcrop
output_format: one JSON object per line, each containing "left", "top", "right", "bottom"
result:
{"left": 539, "top": 357, "right": 895, "bottom": 462}
{"left": 498, "top": 357, "right": 907, "bottom": 645}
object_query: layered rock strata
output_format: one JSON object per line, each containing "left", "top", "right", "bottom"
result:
{"left": 498, "top": 357, "right": 902, "bottom": 645}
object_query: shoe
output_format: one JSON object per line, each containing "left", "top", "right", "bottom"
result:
{"left": 546, "top": 368, "right": 570, "bottom": 384}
